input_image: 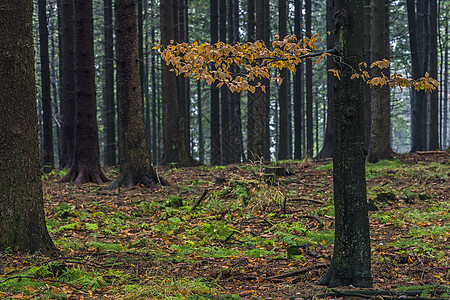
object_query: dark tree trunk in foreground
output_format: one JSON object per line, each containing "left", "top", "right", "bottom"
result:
{"left": 38, "top": 0, "right": 54, "bottom": 172}
{"left": 108, "top": 0, "right": 163, "bottom": 189}
{"left": 0, "top": 0, "right": 58, "bottom": 256}
{"left": 103, "top": 0, "right": 116, "bottom": 166}
{"left": 367, "top": 0, "right": 392, "bottom": 163}
{"left": 317, "top": 0, "right": 335, "bottom": 159}
{"left": 59, "top": 0, "right": 76, "bottom": 168}
{"left": 318, "top": 0, "right": 372, "bottom": 287}
{"left": 160, "top": 0, "right": 191, "bottom": 166}
{"left": 61, "top": 0, "right": 108, "bottom": 184}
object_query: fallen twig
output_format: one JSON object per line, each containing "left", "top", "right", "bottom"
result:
{"left": 264, "top": 263, "right": 329, "bottom": 281}
{"left": 192, "top": 188, "right": 209, "bottom": 210}
{"left": 289, "top": 198, "right": 325, "bottom": 205}
{"left": 297, "top": 215, "right": 324, "bottom": 227}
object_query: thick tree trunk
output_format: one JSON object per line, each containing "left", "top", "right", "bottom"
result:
{"left": 278, "top": 0, "right": 289, "bottom": 160}
{"left": 0, "top": 0, "right": 58, "bottom": 256}
{"left": 59, "top": 0, "right": 76, "bottom": 168}
{"left": 367, "top": 0, "right": 392, "bottom": 163}
{"left": 317, "top": 0, "right": 372, "bottom": 288}
{"left": 108, "top": 0, "right": 163, "bottom": 189}
{"left": 160, "top": 0, "right": 192, "bottom": 167}
{"left": 38, "top": 0, "right": 54, "bottom": 172}
{"left": 61, "top": 0, "right": 108, "bottom": 185}
{"left": 103, "top": 0, "right": 116, "bottom": 166}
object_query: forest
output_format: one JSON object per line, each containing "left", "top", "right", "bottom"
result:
{"left": 0, "top": 0, "right": 449, "bottom": 299}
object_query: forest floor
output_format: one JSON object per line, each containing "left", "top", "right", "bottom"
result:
{"left": 0, "top": 152, "right": 449, "bottom": 300}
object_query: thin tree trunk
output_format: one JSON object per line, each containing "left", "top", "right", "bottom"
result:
{"left": 38, "top": 0, "right": 54, "bottom": 172}
{"left": 407, "top": 0, "right": 425, "bottom": 152}
{"left": 305, "top": 0, "right": 313, "bottom": 157}
{"left": 316, "top": 0, "right": 334, "bottom": 159}
{"left": 428, "top": 0, "right": 439, "bottom": 150}
{"left": 248, "top": 0, "right": 268, "bottom": 161}
{"left": 367, "top": 0, "right": 392, "bottom": 163}
{"left": 210, "top": 0, "right": 221, "bottom": 165}
{"left": 293, "top": 0, "right": 303, "bottom": 159}
{"left": 198, "top": 81, "right": 204, "bottom": 163}
{"left": 364, "top": 0, "right": 372, "bottom": 149}
{"left": 103, "top": 0, "right": 116, "bottom": 166}
{"left": 278, "top": 0, "right": 289, "bottom": 160}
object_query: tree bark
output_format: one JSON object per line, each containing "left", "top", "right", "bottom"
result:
{"left": 367, "top": 0, "right": 392, "bottom": 163}
{"left": 0, "top": 0, "right": 58, "bottom": 256}
{"left": 293, "top": 0, "right": 303, "bottom": 160}
{"left": 248, "top": 0, "right": 269, "bottom": 161}
{"left": 38, "top": 0, "right": 54, "bottom": 172}
{"left": 317, "top": 0, "right": 372, "bottom": 288}
{"left": 160, "top": 0, "right": 192, "bottom": 167}
{"left": 305, "top": 0, "right": 313, "bottom": 157}
{"left": 108, "top": 0, "right": 163, "bottom": 189}
{"left": 58, "top": 0, "right": 76, "bottom": 168}
{"left": 278, "top": 0, "right": 289, "bottom": 160}
{"left": 316, "top": 0, "right": 334, "bottom": 159}
{"left": 407, "top": 0, "right": 425, "bottom": 152}
{"left": 210, "top": 0, "right": 221, "bottom": 165}
{"left": 60, "top": 0, "right": 108, "bottom": 184}
{"left": 103, "top": 0, "right": 116, "bottom": 166}
{"left": 428, "top": 0, "right": 439, "bottom": 150}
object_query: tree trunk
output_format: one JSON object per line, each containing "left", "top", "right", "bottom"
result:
{"left": 248, "top": 0, "right": 269, "bottom": 161}
{"left": 59, "top": 0, "right": 76, "bottom": 168}
{"left": 428, "top": 0, "right": 439, "bottom": 150}
{"left": 293, "top": 0, "right": 303, "bottom": 160}
{"left": 60, "top": 0, "right": 108, "bottom": 184}
{"left": 317, "top": 0, "right": 371, "bottom": 287}
{"left": 278, "top": 0, "right": 289, "bottom": 160}
{"left": 103, "top": 0, "right": 116, "bottom": 166}
{"left": 160, "top": 0, "right": 192, "bottom": 167}
{"left": 0, "top": 0, "right": 58, "bottom": 256}
{"left": 316, "top": 0, "right": 334, "bottom": 159}
{"left": 407, "top": 0, "right": 425, "bottom": 152}
{"left": 38, "top": 0, "right": 54, "bottom": 172}
{"left": 363, "top": 0, "right": 372, "bottom": 149}
{"left": 444, "top": 23, "right": 449, "bottom": 149}
{"left": 108, "top": 0, "right": 163, "bottom": 189}
{"left": 367, "top": 0, "right": 392, "bottom": 163}
{"left": 305, "top": 0, "right": 313, "bottom": 157}
{"left": 220, "top": 0, "right": 231, "bottom": 164}
{"left": 210, "top": 0, "right": 221, "bottom": 165}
